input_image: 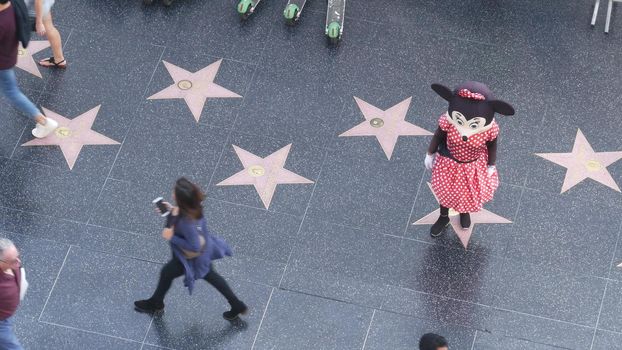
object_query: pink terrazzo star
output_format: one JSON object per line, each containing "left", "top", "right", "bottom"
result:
{"left": 339, "top": 97, "right": 432, "bottom": 159}
{"left": 412, "top": 183, "right": 512, "bottom": 248}
{"left": 147, "top": 60, "right": 242, "bottom": 122}
{"left": 535, "top": 129, "right": 622, "bottom": 193}
{"left": 216, "top": 144, "right": 313, "bottom": 209}
{"left": 15, "top": 41, "right": 50, "bottom": 78}
{"left": 21, "top": 106, "right": 120, "bottom": 170}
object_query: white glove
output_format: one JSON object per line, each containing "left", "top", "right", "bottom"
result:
{"left": 425, "top": 153, "right": 435, "bottom": 170}
{"left": 487, "top": 165, "right": 496, "bottom": 177}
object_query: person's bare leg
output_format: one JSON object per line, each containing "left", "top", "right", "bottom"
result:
{"left": 34, "top": 115, "right": 46, "bottom": 125}
{"left": 40, "top": 12, "right": 66, "bottom": 67}
{"left": 34, "top": 114, "right": 56, "bottom": 126}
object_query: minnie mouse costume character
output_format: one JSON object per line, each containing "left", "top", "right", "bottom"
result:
{"left": 424, "top": 81, "right": 515, "bottom": 237}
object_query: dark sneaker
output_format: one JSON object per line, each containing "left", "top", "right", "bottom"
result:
{"left": 223, "top": 302, "right": 248, "bottom": 321}
{"left": 459, "top": 213, "right": 471, "bottom": 229}
{"left": 134, "top": 299, "right": 164, "bottom": 314}
{"left": 430, "top": 215, "right": 450, "bottom": 237}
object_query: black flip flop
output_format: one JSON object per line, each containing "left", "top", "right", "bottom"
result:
{"left": 39, "top": 57, "right": 67, "bottom": 69}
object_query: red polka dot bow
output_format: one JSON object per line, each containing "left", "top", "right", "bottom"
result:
{"left": 458, "top": 89, "right": 486, "bottom": 101}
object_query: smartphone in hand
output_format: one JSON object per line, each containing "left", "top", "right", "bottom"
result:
{"left": 152, "top": 197, "right": 170, "bottom": 217}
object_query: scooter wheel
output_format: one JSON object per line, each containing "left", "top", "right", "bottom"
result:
{"left": 326, "top": 22, "right": 341, "bottom": 39}
{"left": 238, "top": 0, "right": 253, "bottom": 16}
{"left": 283, "top": 4, "right": 299, "bottom": 24}
{"left": 326, "top": 22, "right": 341, "bottom": 44}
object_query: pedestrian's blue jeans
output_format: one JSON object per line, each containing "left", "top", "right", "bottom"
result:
{"left": 0, "top": 68, "right": 40, "bottom": 120}
{"left": 0, "top": 317, "right": 23, "bottom": 350}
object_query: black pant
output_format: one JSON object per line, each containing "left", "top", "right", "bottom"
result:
{"left": 150, "top": 257, "right": 241, "bottom": 307}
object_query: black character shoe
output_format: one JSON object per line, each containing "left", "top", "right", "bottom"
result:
{"left": 459, "top": 213, "right": 471, "bottom": 229}
{"left": 430, "top": 215, "right": 450, "bottom": 237}
{"left": 223, "top": 302, "right": 248, "bottom": 321}
{"left": 134, "top": 299, "right": 164, "bottom": 314}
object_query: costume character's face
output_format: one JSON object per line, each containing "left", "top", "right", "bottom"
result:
{"left": 432, "top": 81, "right": 515, "bottom": 142}
{"left": 447, "top": 110, "right": 494, "bottom": 141}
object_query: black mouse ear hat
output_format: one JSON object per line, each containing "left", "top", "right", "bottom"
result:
{"left": 431, "top": 82, "right": 515, "bottom": 123}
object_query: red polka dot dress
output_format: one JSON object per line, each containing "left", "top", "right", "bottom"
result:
{"left": 431, "top": 114, "right": 499, "bottom": 213}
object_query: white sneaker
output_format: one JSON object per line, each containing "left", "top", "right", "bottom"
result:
{"left": 32, "top": 118, "right": 59, "bottom": 138}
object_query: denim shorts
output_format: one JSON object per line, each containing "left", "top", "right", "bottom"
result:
{"left": 26, "top": 0, "right": 56, "bottom": 17}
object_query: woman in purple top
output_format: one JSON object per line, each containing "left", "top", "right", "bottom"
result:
{"left": 134, "top": 178, "right": 248, "bottom": 321}
{"left": 0, "top": 0, "right": 58, "bottom": 139}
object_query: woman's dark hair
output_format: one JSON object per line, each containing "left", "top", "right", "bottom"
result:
{"left": 419, "top": 333, "right": 448, "bottom": 350}
{"left": 174, "top": 177, "right": 204, "bottom": 220}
